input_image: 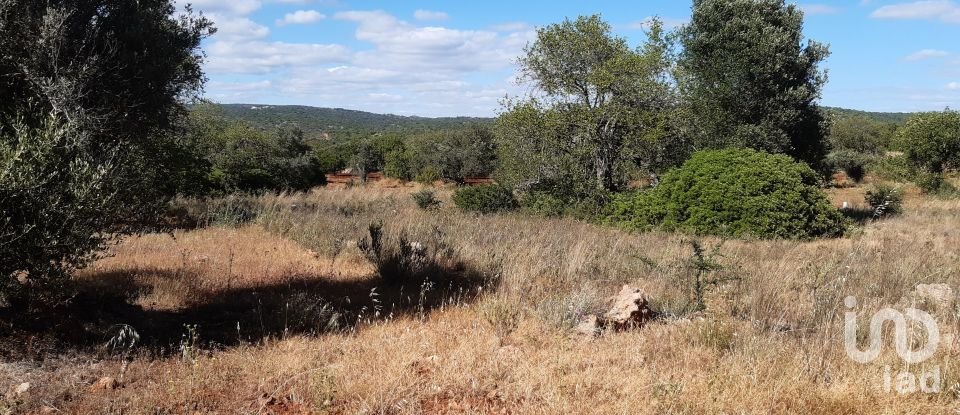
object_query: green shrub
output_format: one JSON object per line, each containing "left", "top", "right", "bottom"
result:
{"left": 452, "top": 185, "right": 518, "bottom": 214}
{"left": 414, "top": 166, "right": 442, "bottom": 184}
{"left": 521, "top": 191, "right": 566, "bottom": 217}
{"left": 864, "top": 184, "right": 903, "bottom": 218}
{"left": 869, "top": 154, "right": 916, "bottom": 182}
{"left": 412, "top": 189, "right": 441, "bottom": 210}
{"left": 826, "top": 149, "right": 874, "bottom": 183}
{"left": 607, "top": 148, "right": 847, "bottom": 239}
{"left": 914, "top": 172, "right": 957, "bottom": 196}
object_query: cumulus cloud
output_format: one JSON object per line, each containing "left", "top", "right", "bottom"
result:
{"left": 209, "top": 15, "right": 270, "bottom": 42}
{"left": 413, "top": 9, "right": 449, "bottom": 21}
{"left": 276, "top": 10, "right": 326, "bottom": 26}
{"left": 871, "top": 0, "right": 960, "bottom": 23}
{"left": 206, "top": 41, "right": 350, "bottom": 74}
{"left": 178, "top": 0, "right": 262, "bottom": 16}
{"left": 200, "top": 9, "right": 536, "bottom": 115}
{"left": 335, "top": 10, "right": 532, "bottom": 72}
{"left": 800, "top": 4, "right": 841, "bottom": 15}
{"left": 904, "top": 49, "right": 952, "bottom": 61}
{"left": 949, "top": 81, "right": 960, "bottom": 90}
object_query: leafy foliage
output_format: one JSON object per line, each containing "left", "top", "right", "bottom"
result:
{"left": 678, "top": 0, "right": 831, "bottom": 174}
{"left": 898, "top": 110, "right": 960, "bottom": 175}
{"left": 0, "top": 0, "right": 212, "bottom": 306}
{"left": 412, "top": 190, "right": 441, "bottom": 210}
{"left": 496, "top": 15, "right": 674, "bottom": 196}
{"left": 218, "top": 104, "right": 492, "bottom": 141}
{"left": 826, "top": 149, "right": 874, "bottom": 183}
{"left": 186, "top": 104, "right": 323, "bottom": 193}
{"left": 607, "top": 149, "right": 847, "bottom": 239}
{"left": 865, "top": 184, "right": 903, "bottom": 218}
{"left": 452, "top": 186, "right": 518, "bottom": 214}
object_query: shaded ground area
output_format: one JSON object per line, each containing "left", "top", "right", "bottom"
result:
{"left": 0, "top": 247, "right": 491, "bottom": 361}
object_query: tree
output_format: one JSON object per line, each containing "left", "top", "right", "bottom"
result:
{"left": 496, "top": 15, "right": 674, "bottom": 196}
{"left": 899, "top": 110, "right": 960, "bottom": 174}
{"left": 0, "top": 0, "right": 213, "bottom": 306}
{"left": 678, "top": 0, "right": 831, "bottom": 173}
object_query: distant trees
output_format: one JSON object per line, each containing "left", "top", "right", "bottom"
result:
{"left": 899, "top": 110, "right": 960, "bottom": 174}
{"left": 898, "top": 110, "right": 960, "bottom": 192}
{"left": 496, "top": 15, "right": 674, "bottom": 197}
{"left": 184, "top": 103, "right": 324, "bottom": 193}
{"left": 678, "top": 0, "right": 832, "bottom": 174}
{"left": 1, "top": 0, "right": 213, "bottom": 306}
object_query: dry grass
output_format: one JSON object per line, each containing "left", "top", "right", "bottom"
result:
{"left": 3, "top": 184, "right": 960, "bottom": 414}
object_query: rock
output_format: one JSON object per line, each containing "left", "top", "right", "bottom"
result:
{"left": 574, "top": 314, "right": 604, "bottom": 338}
{"left": 13, "top": 382, "right": 30, "bottom": 396}
{"left": 914, "top": 283, "right": 954, "bottom": 309}
{"left": 90, "top": 377, "right": 119, "bottom": 392}
{"left": 603, "top": 285, "right": 654, "bottom": 331}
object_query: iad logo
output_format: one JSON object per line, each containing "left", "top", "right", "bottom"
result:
{"left": 843, "top": 296, "right": 941, "bottom": 394}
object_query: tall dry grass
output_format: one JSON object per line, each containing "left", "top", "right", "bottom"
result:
{"left": 3, "top": 184, "right": 960, "bottom": 414}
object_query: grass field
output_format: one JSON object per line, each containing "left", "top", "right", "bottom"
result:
{"left": 2, "top": 181, "right": 960, "bottom": 414}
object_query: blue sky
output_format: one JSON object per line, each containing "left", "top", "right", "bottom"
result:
{"left": 179, "top": 0, "right": 960, "bottom": 117}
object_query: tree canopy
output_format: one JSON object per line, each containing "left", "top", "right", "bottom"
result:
{"left": 496, "top": 15, "right": 674, "bottom": 196}
{"left": 678, "top": 0, "right": 831, "bottom": 173}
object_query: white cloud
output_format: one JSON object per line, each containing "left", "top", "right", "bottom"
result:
{"left": 178, "top": 0, "right": 262, "bottom": 16}
{"left": 905, "top": 49, "right": 952, "bottom": 61}
{"left": 413, "top": 9, "right": 449, "bottom": 21}
{"left": 335, "top": 10, "right": 532, "bottom": 72}
{"left": 206, "top": 41, "right": 350, "bottom": 74}
{"left": 948, "top": 81, "right": 960, "bottom": 90}
{"left": 800, "top": 4, "right": 841, "bottom": 15}
{"left": 629, "top": 16, "right": 688, "bottom": 30}
{"left": 202, "top": 9, "right": 537, "bottom": 116}
{"left": 276, "top": 10, "right": 326, "bottom": 26}
{"left": 206, "top": 14, "right": 270, "bottom": 42}
{"left": 871, "top": 0, "right": 960, "bottom": 23}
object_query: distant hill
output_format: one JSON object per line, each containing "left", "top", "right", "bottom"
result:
{"left": 823, "top": 107, "right": 914, "bottom": 124}
{"left": 217, "top": 104, "right": 493, "bottom": 141}
{"left": 215, "top": 103, "right": 916, "bottom": 141}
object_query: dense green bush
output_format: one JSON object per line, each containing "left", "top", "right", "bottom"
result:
{"left": 865, "top": 184, "right": 903, "bottom": 218}
{"left": 1, "top": 0, "right": 212, "bottom": 307}
{"left": 899, "top": 110, "right": 960, "bottom": 175}
{"left": 826, "top": 150, "right": 874, "bottom": 183}
{"left": 607, "top": 149, "right": 847, "bottom": 239}
{"left": 869, "top": 154, "right": 916, "bottom": 182}
{"left": 412, "top": 190, "right": 441, "bottom": 210}
{"left": 453, "top": 185, "right": 518, "bottom": 214}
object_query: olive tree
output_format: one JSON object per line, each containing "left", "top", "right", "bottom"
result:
{"left": 0, "top": 0, "right": 213, "bottom": 307}
{"left": 678, "top": 0, "right": 831, "bottom": 174}
{"left": 496, "top": 15, "right": 674, "bottom": 197}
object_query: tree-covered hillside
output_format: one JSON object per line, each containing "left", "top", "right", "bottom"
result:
{"left": 824, "top": 107, "right": 913, "bottom": 124}
{"left": 217, "top": 104, "right": 494, "bottom": 141}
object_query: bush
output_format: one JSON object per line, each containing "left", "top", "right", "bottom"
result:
{"left": 412, "top": 190, "right": 441, "bottom": 210}
{"left": 915, "top": 172, "right": 957, "bottom": 196}
{"left": 870, "top": 154, "right": 916, "bottom": 182}
{"left": 415, "top": 166, "right": 442, "bottom": 184}
{"left": 864, "top": 184, "right": 903, "bottom": 218}
{"left": 607, "top": 148, "right": 847, "bottom": 239}
{"left": 827, "top": 149, "right": 874, "bottom": 183}
{"left": 899, "top": 110, "right": 960, "bottom": 174}
{"left": 453, "top": 185, "right": 518, "bottom": 214}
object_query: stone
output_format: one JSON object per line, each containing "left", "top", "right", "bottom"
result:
{"left": 90, "top": 377, "right": 119, "bottom": 392}
{"left": 603, "top": 285, "right": 654, "bottom": 331}
{"left": 574, "top": 314, "right": 604, "bottom": 338}
{"left": 13, "top": 382, "right": 30, "bottom": 396}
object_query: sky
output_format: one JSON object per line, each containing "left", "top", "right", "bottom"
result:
{"left": 178, "top": 0, "right": 960, "bottom": 117}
